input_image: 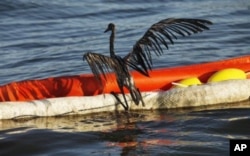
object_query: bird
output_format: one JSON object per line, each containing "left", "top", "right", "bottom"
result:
{"left": 84, "top": 23, "right": 147, "bottom": 111}
{"left": 83, "top": 18, "right": 213, "bottom": 110}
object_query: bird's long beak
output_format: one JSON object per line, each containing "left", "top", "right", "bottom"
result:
{"left": 104, "top": 28, "right": 109, "bottom": 33}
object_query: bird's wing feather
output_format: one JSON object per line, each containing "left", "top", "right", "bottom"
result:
{"left": 124, "top": 18, "right": 213, "bottom": 73}
{"left": 84, "top": 52, "right": 149, "bottom": 82}
{"left": 83, "top": 52, "right": 120, "bottom": 83}
{"left": 83, "top": 52, "right": 138, "bottom": 85}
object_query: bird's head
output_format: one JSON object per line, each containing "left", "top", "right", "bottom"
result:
{"left": 104, "top": 23, "right": 115, "bottom": 33}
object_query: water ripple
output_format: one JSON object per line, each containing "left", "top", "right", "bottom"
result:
{"left": 0, "top": 0, "right": 250, "bottom": 155}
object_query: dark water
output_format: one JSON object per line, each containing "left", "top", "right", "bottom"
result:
{"left": 0, "top": 0, "right": 250, "bottom": 155}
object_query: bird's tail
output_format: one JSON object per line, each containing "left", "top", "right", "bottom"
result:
{"left": 129, "top": 86, "right": 145, "bottom": 107}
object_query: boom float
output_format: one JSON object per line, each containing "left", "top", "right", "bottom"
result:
{"left": 0, "top": 55, "right": 250, "bottom": 119}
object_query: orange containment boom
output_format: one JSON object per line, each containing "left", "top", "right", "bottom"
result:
{"left": 0, "top": 55, "right": 250, "bottom": 102}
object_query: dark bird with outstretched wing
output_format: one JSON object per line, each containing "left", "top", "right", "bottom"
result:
{"left": 83, "top": 18, "right": 212, "bottom": 110}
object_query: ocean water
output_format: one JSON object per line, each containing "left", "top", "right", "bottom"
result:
{"left": 0, "top": 0, "right": 250, "bottom": 155}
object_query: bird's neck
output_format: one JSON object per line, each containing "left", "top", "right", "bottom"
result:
{"left": 110, "top": 29, "right": 115, "bottom": 56}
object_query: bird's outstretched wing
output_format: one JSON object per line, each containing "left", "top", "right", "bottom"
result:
{"left": 125, "top": 18, "right": 213, "bottom": 74}
{"left": 84, "top": 52, "right": 149, "bottom": 84}
{"left": 83, "top": 52, "right": 121, "bottom": 84}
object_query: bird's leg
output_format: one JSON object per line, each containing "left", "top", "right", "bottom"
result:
{"left": 110, "top": 91, "right": 129, "bottom": 111}
{"left": 128, "top": 86, "right": 139, "bottom": 105}
{"left": 124, "top": 76, "right": 145, "bottom": 107}
{"left": 119, "top": 84, "right": 130, "bottom": 111}
{"left": 137, "top": 88, "right": 145, "bottom": 107}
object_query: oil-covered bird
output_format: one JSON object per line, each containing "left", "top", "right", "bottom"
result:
{"left": 83, "top": 18, "right": 213, "bottom": 110}
{"left": 84, "top": 23, "right": 147, "bottom": 110}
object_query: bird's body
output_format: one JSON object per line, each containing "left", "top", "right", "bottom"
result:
{"left": 84, "top": 23, "right": 145, "bottom": 110}
{"left": 83, "top": 18, "right": 213, "bottom": 110}
{"left": 111, "top": 55, "right": 145, "bottom": 109}
{"left": 105, "top": 23, "right": 145, "bottom": 108}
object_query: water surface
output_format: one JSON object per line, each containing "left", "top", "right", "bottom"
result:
{"left": 0, "top": 0, "right": 250, "bottom": 155}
